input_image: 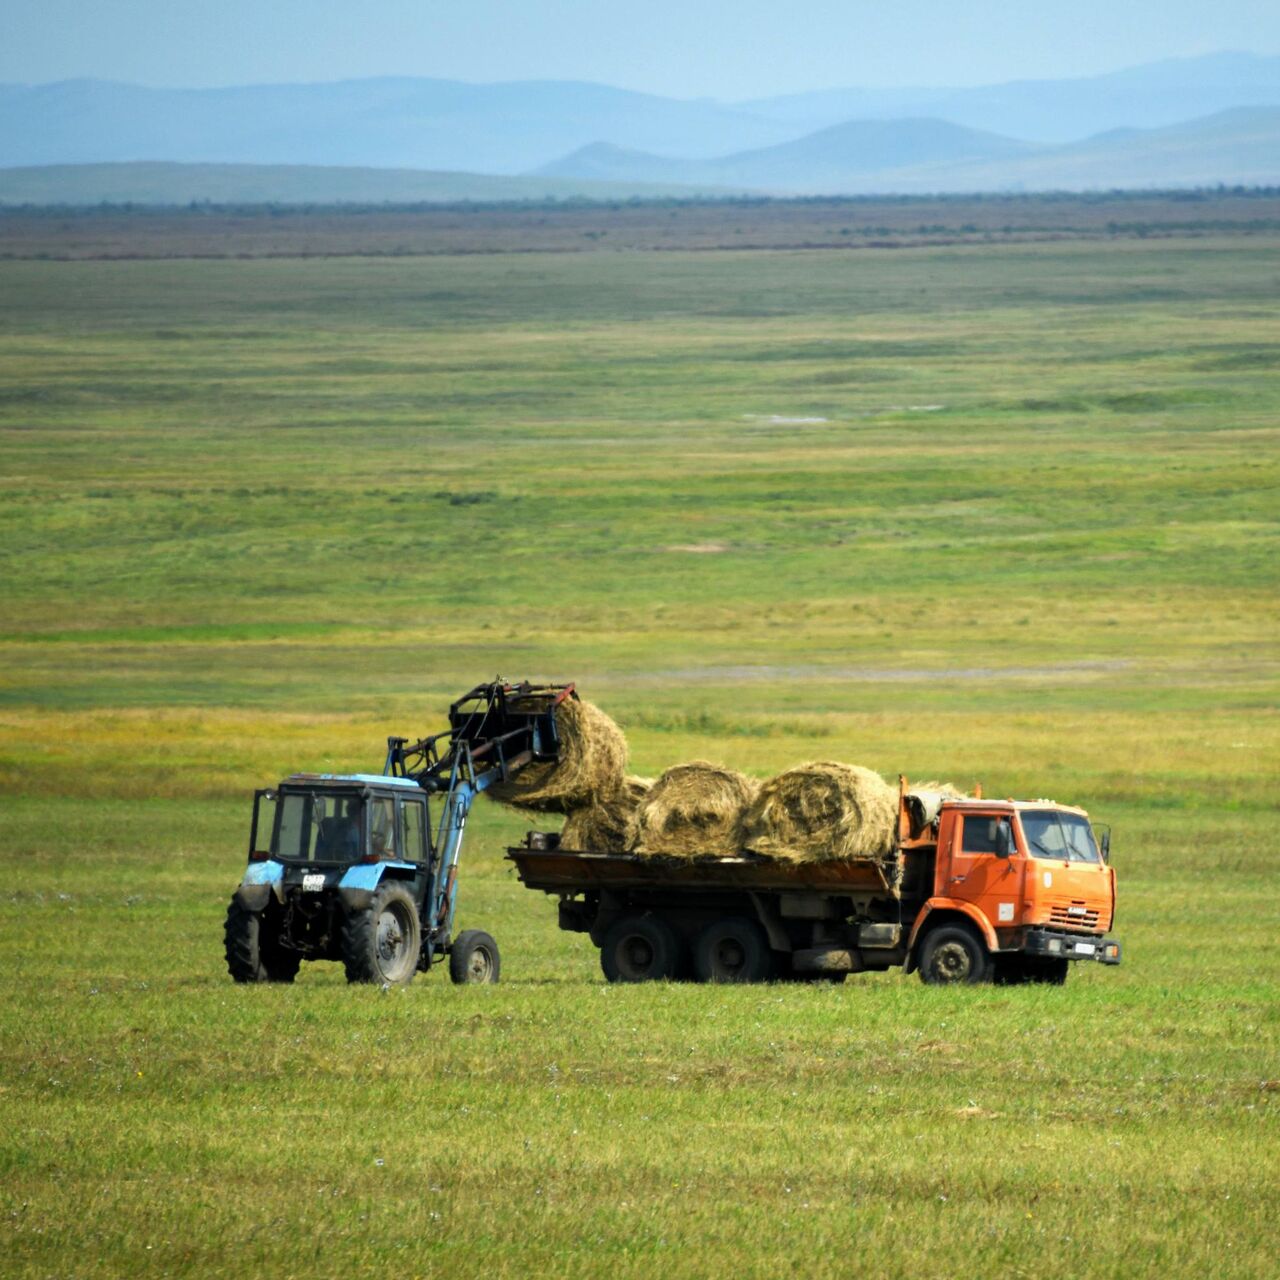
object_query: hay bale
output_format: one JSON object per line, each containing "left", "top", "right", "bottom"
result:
{"left": 910, "top": 779, "right": 967, "bottom": 799}
{"left": 903, "top": 780, "right": 965, "bottom": 837}
{"left": 631, "top": 761, "right": 759, "bottom": 858}
{"left": 742, "top": 761, "right": 897, "bottom": 864}
{"left": 560, "top": 775, "right": 652, "bottom": 853}
{"left": 487, "top": 697, "right": 628, "bottom": 814}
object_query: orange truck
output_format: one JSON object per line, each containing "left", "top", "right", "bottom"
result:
{"left": 507, "top": 779, "right": 1121, "bottom": 985}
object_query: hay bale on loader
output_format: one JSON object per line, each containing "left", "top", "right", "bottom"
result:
{"left": 560, "top": 775, "right": 652, "bottom": 853}
{"left": 487, "top": 697, "right": 629, "bottom": 813}
{"left": 742, "top": 761, "right": 897, "bottom": 864}
{"left": 630, "top": 761, "right": 759, "bottom": 858}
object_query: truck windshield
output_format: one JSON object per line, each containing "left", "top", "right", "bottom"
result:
{"left": 1020, "top": 810, "right": 1100, "bottom": 863}
{"left": 273, "top": 792, "right": 363, "bottom": 861}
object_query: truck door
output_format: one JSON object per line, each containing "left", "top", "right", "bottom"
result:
{"left": 946, "top": 813, "right": 1023, "bottom": 931}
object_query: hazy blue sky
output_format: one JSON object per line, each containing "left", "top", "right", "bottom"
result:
{"left": 4, "top": 0, "right": 1278, "bottom": 98}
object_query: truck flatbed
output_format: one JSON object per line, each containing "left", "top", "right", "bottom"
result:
{"left": 506, "top": 845, "right": 898, "bottom": 894}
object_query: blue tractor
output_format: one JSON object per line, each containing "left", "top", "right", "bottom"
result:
{"left": 224, "top": 681, "right": 575, "bottom": 985}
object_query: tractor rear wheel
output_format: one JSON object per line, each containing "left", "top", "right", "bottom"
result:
{"left": 694, "top": 917, "right": 775, "bottom": 984}
{"left": 918, "top": 923, "right": 991, "bottom": 985}
{"left": 449, "top": 930, "right": 501, "bottom": 985}
{"left": 599, "top": 914, "right": 683, "bottom": 983}
{"left": 341, "top": 882, "right": 422, "bottom": 985}
{"left": 224, "top": 899, "right": 300, "bottom": 984}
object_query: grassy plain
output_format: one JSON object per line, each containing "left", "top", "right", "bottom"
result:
{"left": 4, "top": 188, "right": 1279, "bottom": 260}
{"left": 0, "top": 219, "right": 1278, "bottom": 1278}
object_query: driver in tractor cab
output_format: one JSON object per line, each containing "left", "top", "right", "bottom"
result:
{"left": 316, "top": 798, "right": 361, "bottom": 860}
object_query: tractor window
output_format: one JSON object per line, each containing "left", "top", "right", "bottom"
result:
{"left": 274, "top": 792, "right": 363, "bottom": 861}
{"left": 370, "top": 797, "right": 396, "bottom": 860}
{"left": 313, "top": 795, "right": 362, "bottom": 860}
{"left": 250, "top": 790, "right": 276, "bottom": 857}
{"left": 401, "top": 800, "right": 426, "bottom": 862}
{"left": 275, "top": 793, "right": 309, "bottom": 860}
{"left": 1021, "top": 810, "right": 1100, "bottom": 863}
{"left": 961, "top": 815, "right": 1013, "bottom": 855}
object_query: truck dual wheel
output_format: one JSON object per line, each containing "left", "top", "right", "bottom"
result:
{"left": 224, "top": 898, "right": 300, "bottom": 984}
{"left": 449, "top": 929, "right": 501, "bottom": 985}
{"left": 694, "top": 917, "right": 775, "bottom": 984}
{"left": 341, "top": 881, "right": 422, "bottom": 985}
{"left": 918, "top": 923, "right": 991, "bottom": 986}
{"left": 600, "top": 914, "right": 683, "bottom": 983}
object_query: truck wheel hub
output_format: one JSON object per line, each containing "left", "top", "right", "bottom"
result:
{"left": 935, "top": 942, "right": 971, "bottom": 979}
{"left": 619, "top": 936, "right": 654, "bottom": 976}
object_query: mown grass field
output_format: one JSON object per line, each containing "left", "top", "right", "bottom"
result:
{"left": 1, "top": 219, "right": 1278, "bottom": 1278}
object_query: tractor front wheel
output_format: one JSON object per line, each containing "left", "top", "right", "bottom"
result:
{"left": 224, "top": 898, "right": 300, "bottom": 984}
{"left": 341, "top": 882, "right": 422, "bottom": 985}
{"left": 449, "top": 929, "right": 501, "bottom": 985}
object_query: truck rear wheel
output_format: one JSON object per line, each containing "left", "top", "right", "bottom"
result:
{"left": 450, "top": 929, "right": 501, "bottom": 985}
{"left": 341, "top": 882, "right": 422, "bottom": 985}
{"left": 224, "top": 898, "right": 300, "bottom": 984}
{"left": 600, "top": 914, "right": 683, "bottom": 983}
{"left": 694, "top": 917, "right": 775, "bottom": 984}
{"left": 918, "top": 924, "right": 991, "bottom": 985}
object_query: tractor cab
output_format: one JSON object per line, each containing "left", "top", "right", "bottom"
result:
{"left": 250, "top": 774, "right": 430, "bottom": 869}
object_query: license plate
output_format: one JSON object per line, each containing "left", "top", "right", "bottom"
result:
{"left": 302, "top": 873, "right": 326, "bottom": 893}
{"left": 1073, "top": 941, "right": 1096, "bottom": 956}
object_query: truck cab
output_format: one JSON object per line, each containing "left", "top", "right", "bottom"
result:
{"left": 907, "top": 796, "right": 1121, "bottom": 983}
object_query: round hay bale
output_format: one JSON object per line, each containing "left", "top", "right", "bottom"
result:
{"left": 631, "top": 761, "right": 759, "bottom": 858}
{"left": 487, "top": 697, "right": 628, "bottom": 814}
{"left": 742, "top": 761, "right": 897, "bottom": 864}
{"left": 560, "top": 775, "right": 652, "bottom": 853}
{"left": 910, "top": 779, "right": 967, "bottom": 799}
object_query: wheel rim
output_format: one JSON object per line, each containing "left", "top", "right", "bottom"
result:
{"left": 714, "top": 938, "right": 747, "bottom": 977}
{"left": 617, "top": 934, "right": 655, "bottom": 979}
{"left": 932, "top": 940, "right": 973, "bottom": 982}
{"left": 466, "top": 945, "right": 494, "bottom": 983}
{"left": 376, "top": 902, "right": 413, "bottom": 978}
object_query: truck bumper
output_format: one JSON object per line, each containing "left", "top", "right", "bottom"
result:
{"left": 1024, "top": 928, "right": 1121, "bottom": 965}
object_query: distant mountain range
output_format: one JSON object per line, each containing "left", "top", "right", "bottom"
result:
{"left": 740, "top": 51, "right": 1280, "bottom": 143}
{"left": 0, "top": 52, "right": 1276, "bottom": 202}
{"left": 0, "top": 77, "right": 794, "bottom": 173}
{"left": 539, "top": 108, "right": 1280, "bottom": 195}
{"left": 537, "top": 119, "right": 1034, "bottom": 190}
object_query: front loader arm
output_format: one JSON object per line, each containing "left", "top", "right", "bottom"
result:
{"left": 385, "top": 679, "right": 576, "bottom": 952}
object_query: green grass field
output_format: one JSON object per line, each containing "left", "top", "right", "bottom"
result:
{"left": 1, "top": 222, "right": 1277, "bottom": 1278}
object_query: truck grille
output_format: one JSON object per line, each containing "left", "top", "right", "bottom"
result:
{"left": 1050, "top": 903, "right": 1099, "bottom": 930}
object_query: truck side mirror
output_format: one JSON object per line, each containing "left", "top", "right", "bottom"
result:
{"left": 995, "top": 824, "right": 1011, "bottom": 857}
{"left": 1101, "top": 830, "right": 1111, "bottom": 863}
